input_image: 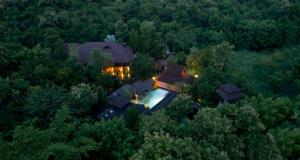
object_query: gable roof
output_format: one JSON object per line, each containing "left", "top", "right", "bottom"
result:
{"left": 108, "top": 84, "right": 133, "bottom": 98}
{"left": 157, "top": 64, "right": 194, "bottom": 84}
{"left": 165, "top": 63, "right": 185, "bottom": 76}
{"left": 219, "top": 84, "right": 242, "bottom": 94}
{"left": 64, "top": 41, "right": 133, "bottom": 64}
{"left": 131, "top": 79, "right": 154, "bottom": 95}
{"left": 216, "top": 84, "right": 245, "bottom": 102}
{"left": 155, "top": 59, "right": 168, "bottom": 70}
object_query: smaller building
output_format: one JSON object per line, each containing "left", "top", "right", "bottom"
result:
{"left": 216, "top": 83, "right": 245, "bottom": 103}
{"left": 155, "top": 64, "right": 194, "bottom": 92}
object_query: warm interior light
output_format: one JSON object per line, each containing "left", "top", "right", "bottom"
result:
{"left": 194, "top": 74, "right": 199, "bottom": 78}
{"left": 103, "top": 66, "right": 131, "bottom": 79}
{"left": 197, "top": 97, "right": 202, "bottom": 102}
{"left": 152, "top": 76, "right": 156, "bottom": 80}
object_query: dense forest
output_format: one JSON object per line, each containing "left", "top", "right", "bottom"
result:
{"left": 0, "top": 0, "right": 300, "bottom": 159}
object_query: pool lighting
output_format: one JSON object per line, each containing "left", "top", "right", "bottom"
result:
{"left": 132, "top": 88, "right": 169, "bottom": 109}
{"left": 134, "top": 94, "right": 138, "bottom": 100}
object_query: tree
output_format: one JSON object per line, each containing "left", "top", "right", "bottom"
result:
{"left": 41, "top": 143, "right": 81, "bottom": 160}
{"left": 48, "top": 106, "right": 76, "bottom": 142}
{"left": 130, "top": 54, "right": 154, "bottom": 80}
{"left": 25, "top": 86, "right": 66, "bottom": 124}
{"left": 131, "top": 131, "right": 202, "bottom": 160}
{"left": 68, "top": 83, "right": 98, "bottom": 115}
{"left": 139, "top": 21, "right": 163, "bottom": 58}
{"left": 128, "top": 30, "right": 140, "bottom": 51}
{"left": 165, "top": 94, "right": 193, "bottom": 122}
{"left": 165, "top": 26, "right": 197, "bottom": 52}
{"left": 139, "top": 111, "right": 178, "bottom": 137}
{"left": 189, "top": 42, "right": 235, "bottom": 105}
{"left": 186, "top": 47, "right": 203, "bottom": 76}
{"left": 242, "top": 95, "right": 294, "bottom": 128}
{"left": 126, "top": 106, "right": 140, "bottom": 130}
{"left": 96, "top": 85, "right": 105, "bottom": 105}
{"left": 188, "top": 108, "right": 232, "bottom": 148}
{"left": 236, "top": 106, "right": 266, "bottom": 132}
{"left": 115, "top": 20, "right": 128, "bottom": 42}
{"left": 206, "top": 41, "right": 235, "bottom": 73}
{"left": 78, "top": 118, "right": 138, "bottom": 159}
{"left": 55, "top": 56, "right": 85, "bottom": 87}
{"left": 229, "top": 20, "right": 281, "bottom": 50}
{"left": 87, "top": 49, "right": 113, "bottom": 81}
{"left": 0, "top": 77, "right": 11, "bottom": 104}
{"left": 191, "top": 69, "right": 223, "bottom": 106}
{"left": 271, "top": 128, "right": 300, "bottom": 159}
{"left": 3, "top": 122, "right": 53, "bottom": 160}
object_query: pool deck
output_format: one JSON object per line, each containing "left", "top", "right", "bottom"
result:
{"left": 144, "top": 91, "right": 177, "bottom": 114}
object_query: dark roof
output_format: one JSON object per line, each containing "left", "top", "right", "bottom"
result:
{"left": 106, "top": 84, "right": 134, "bottom": 109}
{"left": 165, "top": 63, "right": 184, "bottom": 76}
{"left": 131, "top": 79, "right": 154, "bottom": 95}
{"left": 106, "top": 95, "right": 130, "bottom": 109}
{"left": 97, "top": 107, "right": 120, "bottom": 120}
{"left": 216, "top": 84, "right": 245, "bottom": 102}
{"left": 108, "top": 84, "right": 133, "bottom": 99}
{"left": 219, "top": 84, "right": 242, "bottom": 94}
{"left": 155, "top": 59, "right": 167, "bottom": 70}
{"left": 64, "top": 41, "right": 133, "bottom": 64}
{"left": 157, "top": 64, "right": 194, "bottom": 84}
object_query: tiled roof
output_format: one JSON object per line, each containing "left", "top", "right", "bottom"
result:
{"left": 131, "top": 79, "right": 154, "bottom": 95}
{"left": 165, "top": 63, "right": 184, "bottom": 76}
{"left": 64, "top": 41, "right": 133, "bottom": 64}
{"left": 157, "top": 64, "right": 194, "bottom": 84}
{"left": 216, "top": 84, "right": 245, "bottom": 102}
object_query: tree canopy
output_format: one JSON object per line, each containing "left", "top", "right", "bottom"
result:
{"left": 0, "top": 0, "right": 299, "bottom": 159}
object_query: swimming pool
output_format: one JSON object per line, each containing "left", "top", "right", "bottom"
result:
{"left": 132, "top": 88, "right": 169, "bottom": 109}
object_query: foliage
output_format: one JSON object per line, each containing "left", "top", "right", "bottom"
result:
{"left": 25, "top": 86, "right": 66, "bottom": 124}
{"left": 130, "top": 54, "right": 154, "bottom": 80}
{"left": 165, "top": 94, "right": 193, "bottom": 122}
{"left": 68, "top": 83, "right": 98, "bottom": 115}
{"left": 131, "top": 131, "right": 202, "bottom": 160}
{"left": 242, "top": 95, "right": 294, "bottom": 128}
{"left": 0, "top": 0, "right": 299, "bottom": 159}
{"left": 126, "top": 106, "right": 140, "bottom": 130}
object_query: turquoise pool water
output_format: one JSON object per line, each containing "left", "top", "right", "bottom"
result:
{"left": 132, "top": 88, "right": 169, "bottom": 109}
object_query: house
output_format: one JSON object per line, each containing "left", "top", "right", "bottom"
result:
{"left": 64, "top": 41, "right": 134, "bottom": 79}
{"left": 155, "top": 64, "right": 194, "bottom": 92}
{"left": 131, "top": 79, "right": 154, "bottom": 97}
{"left": 216, "top": 83, "right": 245, "bottom": 103}
{"left": 97, "top": 85, "right": 133, "bottom": 120}
{"left": 97, "top": 79, "right": 157, "bottom": 120}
